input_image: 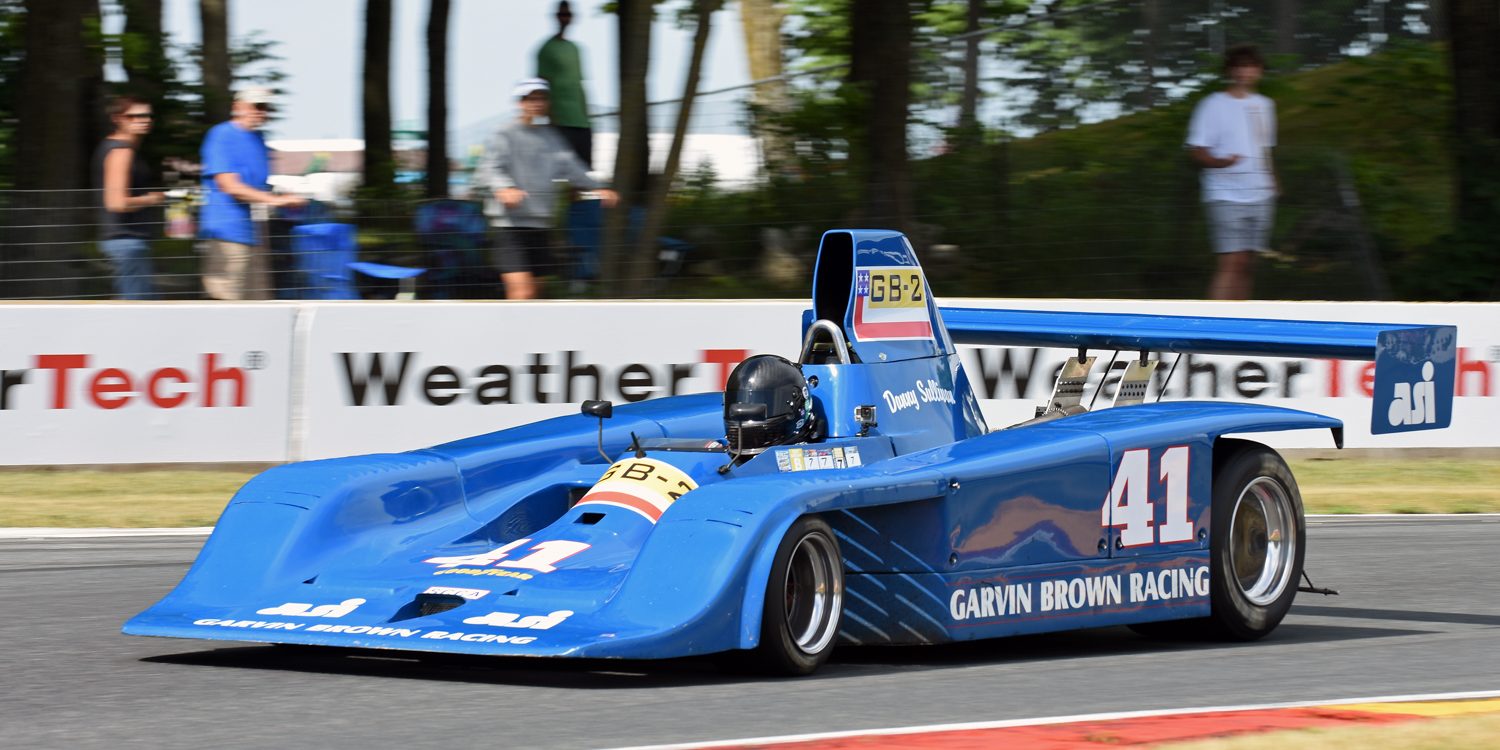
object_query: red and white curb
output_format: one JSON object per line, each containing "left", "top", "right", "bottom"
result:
{"left": 602, "top": 689, "right": 1500, "bottom": 750}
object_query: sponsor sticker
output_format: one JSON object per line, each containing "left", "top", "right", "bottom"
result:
{"left": 574, "top": 457, "right": 698, "bottom": 523}
{"left": 777, "top": 445, "right": 861, "bottom": 471}
{"left": 422, "top": 586, "right": 490, "bottom": 600}
{"left": 851, "top": 266, "right": 933, "bottom": 341}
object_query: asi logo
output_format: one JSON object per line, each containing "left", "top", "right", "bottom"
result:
{"left": 1387, "top": 361, "right": 1438, "bottom": 428}
{"left": 1372, "top": 326, "right": 1456, "bottom": 435}
{"left": 462, "top": 610, "right": 573, "bottom": 630}
{"left": 256, "top": 597, "right": 365, "bottom": 618}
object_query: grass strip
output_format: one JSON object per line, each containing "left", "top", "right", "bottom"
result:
{"left": 1, "top": 458, "right": 1498, "bottom": 528}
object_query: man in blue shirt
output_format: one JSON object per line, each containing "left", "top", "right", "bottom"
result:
{"left": 199, "top": 87, "right": 304, "bottom": 299}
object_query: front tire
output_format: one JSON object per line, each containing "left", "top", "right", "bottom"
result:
{"left": 1207, "top": 443, "right": 1305, "bottom": 640}
{"left": 753, "top": 516, "right": 844, "bottom": 675}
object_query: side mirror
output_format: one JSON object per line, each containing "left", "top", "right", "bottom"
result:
{"left": 582, "top": 400, "right": 614, "bottom": 463}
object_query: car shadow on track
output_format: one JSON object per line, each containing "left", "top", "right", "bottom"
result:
{"left": 140, "top": 618, "right": 1430, "bottom": 689}
{"left": 830, "top": 620, "right": 1430, "bottom": 671}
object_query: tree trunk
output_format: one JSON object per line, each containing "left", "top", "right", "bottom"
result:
{"left": 15, "top": 0, "right": 90, "bottom": 189}
{"left": 9, "top": 0, "right": 97, "bottom": 298}
{"left": 1139, "top": 0, "right": 1159, "bottom": 108}
{"left": 1446, "top": 0, "right": 1500, "bottom": 297}
{"left": 739, "top": 0, "right": 789, "bottom": 172}
{"left": 602, "top": 0, "right": 652, "bottom": 291}
{"left": 633, "top": 0, "right": 720, "bottom": 294}
{"left": 956, "top": 0, "right": 981, "bottom": 143}
{"left": 848, "top": 0, "right": 913, "bottom": 234}
{"left": 199, "top": 0, "right": 231, "bottom": 124}
{"left": 362, "top": 0, "right": 395, "bottom": 194}
{"left": 1447, "top": 0, "right": 1500, "bottom": 222}
{"left": 1429, "top": 0, "right": 1449, "bottom": 41}
{"left": 122, "top": 0, "right": 166, "bottom": 102}
{"left": 424, "top": 0, "right": 451, "bottom": 199}
{"left": 1273, "top": 0, "right": 1298, "bottom": 58}
{"left": 121, "top": 0, "right": 168, "bottom": 182}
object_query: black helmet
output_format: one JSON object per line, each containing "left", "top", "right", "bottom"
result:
{"left": 723, "top": 355, "right": 812, "bottom": 453}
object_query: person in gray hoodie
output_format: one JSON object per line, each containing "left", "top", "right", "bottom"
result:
{"left": 473, "top": 78, "right": 617, "bottom": 299}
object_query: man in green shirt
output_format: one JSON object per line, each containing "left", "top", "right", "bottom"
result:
{"left": 536, "top": 0, "right": 592, "bottom": 167}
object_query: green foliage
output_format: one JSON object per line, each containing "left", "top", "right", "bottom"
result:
{"left": 0, "top": 1, "right": 288, "bottom": 188}
{"left": 664, "top": 43, "right": 1464, "bottom": 301}
{"left": 0, "top": 0, "right": 25, "bottom": 189}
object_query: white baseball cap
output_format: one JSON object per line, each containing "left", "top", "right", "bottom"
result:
{"left": 235, "top": 86, "right": 276, "bottom": 106}
{"left": 513, "top": 78, "right": 550, "bottom": 99}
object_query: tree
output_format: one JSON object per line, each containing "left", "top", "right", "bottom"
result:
{"left": 1273, "top": 0, "right": 1298, "bottom": 58}
{"left": 120, "top": 0, "right": 176, "bottom": 181}
{"left": 1443, "top": 0, "right": 1500, "bottom": 297}
{"left": 425, "top": 0, "right": 451, "bottom": 198}
{"left": 14, "top": 0, "right": 93, "bottom": 191}
{"left": 848, "top": 0, "right": 913, "bottom": 232}
{"left": 362, "top": 0, "right": 394, "bottom": 194}
{"left": 8, "top": 0, "right": 101, "bottom": 299}
{"left": 740, "top": 0, "right": 790, "bottom": 171}
{"left": 602, "top": 0, "right": 653, "bottom": 290}
{"left": 199, "top": 0, "right": 230, "bottom": 123}
{"left": 955, "top": 0, "right": 982, "bottom": 141}
{"left": 634, "top": 0, "right": 722, "bottom": 292}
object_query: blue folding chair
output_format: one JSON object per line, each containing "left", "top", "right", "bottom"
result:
{"left": 414, "top": 200, "right": 493, "bottom": 298}
{"left": 292, "top": 223, "right": 426, "bottom": 300}
{"left": 290, "top": 223, "right": 360, "bottom": 299}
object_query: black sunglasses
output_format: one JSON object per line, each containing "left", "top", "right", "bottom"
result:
{"left": 125, "top": 112, "right": 153, "bottom": 120}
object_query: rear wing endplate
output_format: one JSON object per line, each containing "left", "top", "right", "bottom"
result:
{"left": 939, "top": 307, "right": 1456, "bottom": 435}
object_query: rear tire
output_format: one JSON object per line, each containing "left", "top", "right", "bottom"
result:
{"left": 1207, "top": 443, "right": 1305, "bottom": 640}
{"left": 1131, "top": 442, "right": 1304, "bottom": 641}
{"left": 753, "top": 516, "right": 844, "bottom": 676}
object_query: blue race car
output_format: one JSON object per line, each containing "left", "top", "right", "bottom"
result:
{"left": 126, "top": 230, "right": 1456, "bottom": 675}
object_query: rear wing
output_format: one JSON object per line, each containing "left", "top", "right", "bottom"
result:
{"left": 939, "top": 307, "right": 1457, "bottom": 435}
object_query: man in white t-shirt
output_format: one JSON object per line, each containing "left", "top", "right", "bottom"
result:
{"left": 1187, "top": 44, "right": 1278, "bottom": 300}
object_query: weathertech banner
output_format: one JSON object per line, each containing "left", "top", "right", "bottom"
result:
{"left": 0, "top": 304, "right": 297, "bottom": 464}
{"left": 294, "top": 302, "right": 803, "bottom": 459}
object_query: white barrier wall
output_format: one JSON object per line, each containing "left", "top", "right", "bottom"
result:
{"left": 0, "top": 305, "right": 297, "bottom": 464}
{"left": 1, "top": 300, "right": 1495, "bottom": 464}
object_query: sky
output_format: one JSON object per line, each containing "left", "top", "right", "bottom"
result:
{"left": 157, "top": 0, "right": 752, "bottom": 145}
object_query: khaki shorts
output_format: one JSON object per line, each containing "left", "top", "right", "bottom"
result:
{"left": 202, "top": 240, "right": 272, "bottom": 300}
{"left": 1206, "top": 200, "right": 1275, "bottom": 254}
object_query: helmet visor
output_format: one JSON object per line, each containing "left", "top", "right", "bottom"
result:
{"left": 725, "top": 381, "right": 802, "bottom": 417}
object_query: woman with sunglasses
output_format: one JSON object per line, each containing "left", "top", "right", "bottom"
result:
{"left": 93, "top": 95, "right": 166, "bottom": 300}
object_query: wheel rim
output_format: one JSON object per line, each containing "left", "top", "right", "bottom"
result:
{"left": 1229, "top": 476, "right": 1296, "bottom": 606}
{"left": 782, "top": 532, "right": 842, "bottom": 655}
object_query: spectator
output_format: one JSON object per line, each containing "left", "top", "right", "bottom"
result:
{"left": 92, "top": 95, "right": 166, "bottom": 300}
{"left": 536, "top": 0, "right": 592, "bottom": 167}
{"left": 473, "top": 79, "right": 617, "bottom": 300}
{"left": 1187, "top": 44, "right": 1278, "bottom": 300}
{"left": 198, "top": 87, "right": 304, "bottom": 300}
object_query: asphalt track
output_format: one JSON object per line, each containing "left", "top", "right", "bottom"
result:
{"left": 3, "top": 516, "right": 1498, "bottom": 750}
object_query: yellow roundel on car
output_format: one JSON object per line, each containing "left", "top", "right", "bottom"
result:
{"left": 575, "top": 457, "right": 698, "bottom": 523}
